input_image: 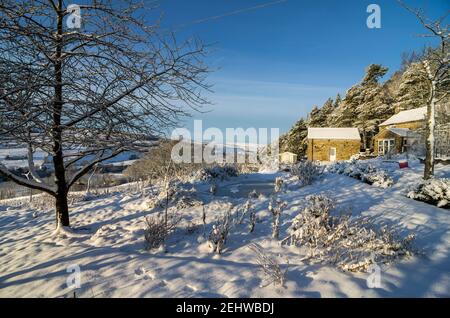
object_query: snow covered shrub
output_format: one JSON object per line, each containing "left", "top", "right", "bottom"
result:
{"left": 362, "top": 170, "right": 394, "bottom": 188}
{"left": 327, "top": 161, "right": 393, "bottom": 188}
{"left": 194, "top": 164, "right": 239, "bottom": 182}
{"left": 268, "top": 198, "right": 287, "bottom": 239}
{"left": 144, "top": 213, "right": 180, "bottom": 250}
{"left": 184, "top": 221, "right": 201, "bottom": 235}
{"left": 274, "top": 177, "right": 284, "bottom": 193}
{"left": 283, "top": 195, "right": 415, "bottom": 272}
{"left": 284, "top": 194, "right": 335, "bottom": 248}
{"left": 147, "top": 182, "right": 202, "bottom": 210}
{"left": 290, "top": 161, "right": 320, "bottom": 186}
{"left": 407, "top": 178, "right": 450, "bottom": 208}
{"left": 248, "top": 243, "right": 288, "bottom": 287}
{"left": 208, "top": 210, "right": 232, "bottom": 254}
{"left": 248, "top": 189, "right": 260, "bottom": 199}
{"left": 238, "top": 200, "right": 253, "bottom": 224}
{"left": 249, "top": 209, "right": 256, "bottom": 233}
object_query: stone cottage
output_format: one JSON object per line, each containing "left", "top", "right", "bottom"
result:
{"left": 279, "top": 152, "right": 298, "bottom": 164}
{"left": 373, "top": 107, "right": 426, "bottom": 155}
{"left": 307, "top": 128, "right": 361, "bottom": 162}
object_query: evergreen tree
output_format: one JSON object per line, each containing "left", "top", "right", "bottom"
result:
{"left": 279, "top": 118, "right": 308, "bottom": 156}
{"left": 393, "top": 62, "right": 429, "bottom": 112}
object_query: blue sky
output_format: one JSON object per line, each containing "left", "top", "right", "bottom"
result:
{"left": 151, "top": 0, "right": 448, "bottom": 137}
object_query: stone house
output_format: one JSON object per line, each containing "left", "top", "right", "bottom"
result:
{"left": 279, "top": 152, "right": 298, "bottom": 164}
{"left": 307, "top": 128, "right": 361, "bottom": 162}
{"left": 373, "top": 107, "right": 426, "bottom": 155}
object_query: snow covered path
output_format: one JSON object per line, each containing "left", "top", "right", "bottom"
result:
{"left": 0, "top": 164, "right": 449, "bottom": 298}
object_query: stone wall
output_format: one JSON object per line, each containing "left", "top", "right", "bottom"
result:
{"left": 307, "top": 139, "right": 361, "bottom": 161}
{"left": 373, "top": 129, "right": 404, "bottom": 155}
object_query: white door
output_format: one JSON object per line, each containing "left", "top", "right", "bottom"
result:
{"left": 329, "top": 147, "right": 337, "bottom": 162}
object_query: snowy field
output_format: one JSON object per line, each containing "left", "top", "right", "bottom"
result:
{"left": 0, "top": 160, "right": 449, "bottom": 298}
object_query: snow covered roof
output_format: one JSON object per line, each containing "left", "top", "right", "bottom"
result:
{"left": 307, "top": 128, "right": 361, "bottom": 140}
{"left": 380, "top": 107, "right": 426, "bottom": 126}
{"left": 387, "top": 127, "right": 420, "bottom": 138}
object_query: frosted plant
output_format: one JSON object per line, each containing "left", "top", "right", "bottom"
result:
{"left": 327, "top": 161, "right": 393, "bottom": 188}
{"left": 194, "top": 165, "right": 239, "bottom": 182}
{"left": 269, "top": 198, "right": 287, "bottom": 239}
{"left": 248, "top": 189, "right": 259, "bottom": 199}
{"left": 249, "top": 209, "right": 256, "bottom": 233}
{"left": 407, "top": 178, "right": 450, "bottom": 208}
{"left": 238, "top": 200, "right": 252, "bottom": 224}
{"left": 208, "top": 210, "right": 231, "bottom": 254}
{"left": 144, "top": 213, "right": 180, "bottom": 250}
{"left": 209, "top": 183, "right": 218, "bottom": 195}
{"left": 290, "top": 161, "right": 321, "bottom": 186}
{"left": 248, "top": 243, "right": 288, "bottom": 288}
{"left": 147, "top": 182, "right": 202, "bottom": 210}
{"left": 274, "top": 177, "right": 284, "bottom": 193}
{"left": 283, "top": 194, "right": 415, "bottom": 271}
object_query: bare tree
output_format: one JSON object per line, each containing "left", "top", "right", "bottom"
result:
{"left": 0, "top": 0, "right": 210, "bottom": 227}
{"left": 398, "top": 1, "right": 449, "bottom": 179}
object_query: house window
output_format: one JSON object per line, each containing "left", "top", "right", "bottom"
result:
{"left": 378, "top": 139, "right": 395, "bottom": 155}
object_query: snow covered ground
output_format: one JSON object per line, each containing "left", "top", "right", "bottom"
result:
{"left": 0, "top": 160, "right": 449, "bottom": 298}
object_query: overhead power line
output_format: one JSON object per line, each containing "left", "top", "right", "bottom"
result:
{"left": 171, "top": 0, "right": 288, "bottom": 31}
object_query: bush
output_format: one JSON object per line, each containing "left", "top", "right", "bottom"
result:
{"left": 124, "top": 140, "right": 203, "bottom": 182}
{"left": 144, "top": 213, "right": 180, "bottom": 250}
{"left": 327, "top": 161, "right": 393, "bottom": 188}
{"left": 147, "top": 182, "right": 202, "bottom": 210}
{"left": 248, "top": 243, "right": 288, "bottom": 287}
{"left": 208, "top": 210, "right": 232, "bottom": 254}
{"left": 193, "top": 164, "right": 239, "bottom": 182}
{"left": 407, "top": 178, "right": 450, "bottom": 208}
{"left": 290, "top": 161, "right": 321, "bottom": 186}
{"left": 268, "top": 198, "right": 287, "bottom": 239}
{"left": 283, "top": 195, "right": 415, "bottom": 272}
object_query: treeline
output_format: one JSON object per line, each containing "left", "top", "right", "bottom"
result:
{"left": 280, "top": 47, "right": 449, "bottom": 157}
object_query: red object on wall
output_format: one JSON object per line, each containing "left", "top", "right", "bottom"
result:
{"left": 399, "top": 161, "right": 409, "bottom": 169}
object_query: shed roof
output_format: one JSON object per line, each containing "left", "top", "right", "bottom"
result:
{"left": 307, "top": 128, "right": 361, "bottom": 140}
{"left": 380, "top": 107, "right": 426, "bottom": 126}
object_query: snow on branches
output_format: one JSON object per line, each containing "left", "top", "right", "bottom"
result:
{"left": 407, "top": 178, "right": 450, "bottom": 208}
{"left": 326, "top": 161, "right": 393, "bottom": 188}
{"left": 290, "top": 161, "right": 322, "bottom": 186}
{"left": 248, "top": 243, "right": 288, "bottom": 288}
{"left": 283, "top": 194, "right": 415, "bottom": 272}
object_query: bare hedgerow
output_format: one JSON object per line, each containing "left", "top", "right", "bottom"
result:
{"left": 248, "top": 243, "right": 288, "bottom": 288}
{"left": 282, "top": 194, "right": 415, "bottom": 272}
{"left": 144, "top": 213, "right": 181, "bottom": 250}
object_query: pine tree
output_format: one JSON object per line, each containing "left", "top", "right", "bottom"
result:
{"left": 279, "top": 118, "right": 308, "bottom": 156}
{"left": 393, "top": 62, "right": 429, "bottom": 112}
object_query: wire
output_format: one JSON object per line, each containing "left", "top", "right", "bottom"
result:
{"left": 170, "top": 0, "right": 288, "bottom": 31}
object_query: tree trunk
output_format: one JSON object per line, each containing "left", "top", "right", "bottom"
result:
{"left": 362, "top": 130, "right": 367, "bottom": 150}
{"left": 53, "top": 0, "right": 69, "bottom": 227}
{"left": 55, "top": 184, "right": 70, "bottom": 227}
{"left": 423, "top": 60, "right": 436, "bottom": 180}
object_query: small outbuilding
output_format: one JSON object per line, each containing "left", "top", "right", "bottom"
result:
{"left": 279, "top": 152, "right": 298, "bottom": 164}
{"left": 307, "top": 128, "right": 361, "bottom": 162}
